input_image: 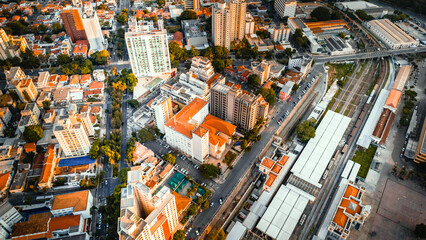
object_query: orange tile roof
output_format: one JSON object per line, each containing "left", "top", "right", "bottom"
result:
{"left": 193, "top": 126, "right": 208, "bottom": 137}
{"left": 73, "top": 44, "right": 87, "bottom": 55}
{"left": 263, "top": 81, "right": 273, "bottom": 89}
{"left": 275, "top": 44, "right": 284, "bottom": 51}
{"left": 206, "top": 73, "right": 222, "bottom": 86}
{"left": 271, "top": 164, "right": 282, "bottom": 174}
{"left": 165, "top": 98, "right": 207, "bottom": 138}
{"left": 340, "top": 198, "right": 362, "bottom": 216}
{"left": 172, "top": 191, "right": 191, "bottom": 215}
{"left": 201, "top": 114, "right": 236, "bottom": 136}
{"left": 89, "top": 81, "right": 103, "bottom": 89}
{"left": 39, "top": 145, "right": 55, "bottom": 185}
{"left": 333, "top": 208, "right": 348, "bottom": 228}
{"left": 277, "top": 155, "right": 289, "bottom": 166}
{"left": 69, "top": 75, "right": 80, "bottom": 85}
{"left": 80, "top": 105, "right": 89, "bottom": 113}
{"left": 33, "top": 49, "right": 44, "bottom": 56}
{"left": 80, "top": 74, "right": 91, "bottom": 84}
{"left": 48, "top": 215, "right": 80, "bottom": 238}
{"left": 90, "top": 106, "right": 100, "bottom": 113}
{"left": 343, "top": 185, "right": 359, "bottom": 199}
{"left": 51, "top": 190, "right": 89, "bottom": 212}
{"left": 385, "top": 89, "right": 402, "bottom": 108}
{"left": 159, "top": 163, "right": 173, "bottom": 178}
{"left": 0, "top": 172, "right": 10, "bottom": 191}
{"left": 265, "top": 173, "right": 277, "bottom": 187}
{"left": 24, "top": 142, "right": 36, "bottom": 152}
{"left": 62, "top": 9, "right": 85, "bottom": 31}
{"left": 58, "top": 75, "right": 68, "bottom": 82}
{"left": 261, "top": 157, "right": 274, "bottom": 169}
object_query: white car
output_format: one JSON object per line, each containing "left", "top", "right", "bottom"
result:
{"left": 195, "top": 230, "right": 200, "bottom": 236}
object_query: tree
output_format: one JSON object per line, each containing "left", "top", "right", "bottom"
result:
{"left": 248, "top": 74, "right": 260, "bottom": 86}
{"left": 127, "top": 99, "right": 139, "bottom": 108}
{"left": 91, "top": 50, "right": 110, "bottom": 65}
{"left": 259, "top": 88, "right": 276, "bottom": 105}
{"left": 199, "top": 164, "right": 220, "bottom": 179}
{"left": 245, "top": 146, "right": 252, "bottom": 152}
{"left": 117, "top": 10, "right": 128, "bottom": 25}
{"left": 163, "top": 153, "right": 176, "bottom": 165}
{"left": 23, "top": 125, "right": 43, "bottom": 143}
{"left": 189, "top": 45, "right": 199, "bottom": 57}
{"left": 150, "top": 15, "right": 158, "bottom": 22}
{"left": 173, "top": 230, "right": 186, "bottom": 240}
{"left": 202, "top": 200, "right": 209, "bottom": 209}
{"left": 414, "top": 223, "right": 426, "bottom": 238}
{"left": 296, "top": 118, "right": 316, "bottom": 142}
{"left": 157, "top": 0, "right": 165, "bottom": 8}
{"left": 42, "top": 100, "right": 51, "bottom": 110}
{"left": 355, "top": 10, "right": 374, "bottom": 21}
{"left": 212, "top": 59, "right": 225, "bottom": 72}
{"left": 178, "top": 10, "right": 197, "bottom": 21}
{"left": 139, "top": 128, "right": 155, "bottom": 142}
{"left": 338, "top": 32, "right": 346, "bottom": 39}
{"left": 187, "top": 205, "right": 198, "bottom": 215}
{"left": 331, "top": 10, "right": 343, "bottom": 20}
{"left": 292, "top": 83, "right": 299, "bottom": 91}
{"left": 44, "top": 36, "right": 53, "bottom": 43}
{"left": 127, "top": 73, "right": 138, "bottom": 91}
{"left": 118, "top": 168, "right": 130, "bottom": 183}
{"left": 292, "top": 29, "right": 309, "bottom": 48}
{"left": 310, "top": 7, "right": 331, "bottom": 21}
{"left": 37, "top": 24, "right": 48, "bottom": 33}
{"left": 57, "top": 54, "right": 72, "bottom": 65}
{"left": 89, "top": 139, "right": 101, "bottom": 159}
{"left": 206, "top": 228, "right": 226, "bottom": 240}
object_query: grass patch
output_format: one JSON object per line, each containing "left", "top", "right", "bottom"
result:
{"left": 326, "top": 63, "right": 356, "bottom": 87}
{"left": 223, "top": 151, "right": 237, "bottom": 166}
{"left": 352, "top": 145, "right": 377, "bottom": 179}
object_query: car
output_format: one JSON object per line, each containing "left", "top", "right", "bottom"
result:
{"left": 210, "top": 202, "right": 214, "bottom": 207}
{"left": 219, "top": 198, "right": 223, "bottom": 205}
{"left": 293, "top": 101, "right": 296, "bottom": 104}
{"left": 287, "top": 97, "right": 292, "bottom": 102}
{"left": 195, "top": 230, "right": 200, "bottom": 236}
{"left": 195, "top": 165, "right": 199, "bottom": 169}
{"left": 186, "top": 227, "right": 192, "bottom": 234}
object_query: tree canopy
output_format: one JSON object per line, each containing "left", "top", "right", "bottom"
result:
{"left": 173, "top": 230, "right": 186, "bottom": 240}
{"left": 178, "top": 10, "right": 197, "bottom": 21}
{"left": 296, "top": 118, "right": 316, "bottom": 142}
{"left": 292, "top": 29, "right": 309, "bottom": 48}
{"left": 355, "top": 10, "right": 374, "bottom": 21}
{"left": 248, "top": 74, "right": 260, "bottom": 86}
{"left": 23, "top": 125, "right": 43, "bottom": 143}
{"left": 139, "top": 128, "right": 155, "bottom": 143}
{"left": 199, "top": 164, "right": 220, "bottom": 179}
{"left": 415, "top": 223, "right": 426, "bottom": 238}
{"left": 163, "top": 153, "right": 176, "bottom": 165}
{"left": 259, "top": 87, "right": 276, "bottom": 105}
{"left": 89, "top": 139, "right": 101, "bottom": 159}
{"left": 310, "top": 7, "right": 331, "bottom": 21}
{"left": 91, "top": 50, "right": 110, "bottom": 65}
{"left": 206, "top": 228, "right": 226, "bottom": 240}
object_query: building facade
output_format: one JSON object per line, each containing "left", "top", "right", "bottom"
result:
{"left": 0, "top": 201, "right": 23, "bottom": 239}
{"left": 274, "top": 0, "right": 297, "bottom": 18}
{"left": 212, "top": 0, "right": 246, "bottom": 49}
{"left": 364, "top": 19, "right": 418, "bottom": 49}
{"left": 125, "top": 18, "right": 171, "bottom": 77}
{"left": 151, "top": 95, "right": 173, "bottom": 134}
{"left": 0, "top": 28, "right": 27, "bottom": 60}
{"left": 189, "top": 56, "right": 215, "bottom": 82}
{"left": 272, "top": 24, "right": 291, "bottom": 43}
{"left": 53, "top": 115, "right": 91, "bottom": 157}
{"left": 13, "top": 79, "right": 38, "bottom": 103}
{"left": 61, "top": 9, "right": 88, "bottom": 43}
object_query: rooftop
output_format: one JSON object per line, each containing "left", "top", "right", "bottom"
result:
{"left": 51, "top": 190, "right": 90, "bottom": 212}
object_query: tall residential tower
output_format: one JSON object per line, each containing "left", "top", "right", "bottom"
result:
{"left": 212, "top": 0, "right": 246, "bottom": 49}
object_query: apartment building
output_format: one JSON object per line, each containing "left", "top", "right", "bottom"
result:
{"left": 118, "top": 183, "right": 179, "bottom": 240}
{"left": 251, "top": 60, "right": 270, "bottom": 85}
{"left": 151, "top": 94, "right": 173, "bottom": 134}
{"left": 18, "top": 103, "right": 40, "bottom": 133}
{"left": 0, "top": 107, "right": 12, "bottom": 126}
{"left": 212, "top": 0, "right": 246, "bottom": 49}
{"left": 61, "top": 8, "right": 88, "bottom": 43}
{"left": 5, "top": 66, "right": 26, "bottom": 83}
{"left": 274, "top": 0, "right": 296, "bottom": 18}
{"left": 0, "top": 201, "right": 23, "bottom": 239}
{"left": 181, "top": 20, "right": 208, "bottom": 49}
{"left": 0, "top": 28, "right": 28, "bottom": 60}
{"left": 245, "top": 13, "right": 255, "bottom": 35}
{"left": 53, "top": 115, "right": 91, "bottom": 157}
{"left": 125, "top": 17, "right": 171, "bottom": 77}
{"left": 210, "top": 82, "right": 269, "bottom": 131}
{"left": 12, "top": 79, "right": 38, "bottom": 102}
{"left": 81, "top": 3, "right": 105, "bottom": 52}
{"left": 189, "top": 56, "right": 215, "bottom": 82}
{"left": 37, "top": 71, "right": 50, "bottom": 88}
{"left": 272, "top": 23, "right": 291, "bottom": 43}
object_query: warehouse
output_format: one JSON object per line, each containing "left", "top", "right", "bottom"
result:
{"left": 364, "top": 19, "right": 419, "bottom": 49}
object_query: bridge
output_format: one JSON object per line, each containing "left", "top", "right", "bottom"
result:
{"left": 314, "top": 47, "right": 426, "bottom": 62}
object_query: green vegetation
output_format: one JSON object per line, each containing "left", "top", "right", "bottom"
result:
{"left": 356, "top": 61, "right": 368, "bottom": 78}
{"left": 296, "top": 119, "right": 316, "bottom": 142}
{"left": 60, "top": 55, "right": 94, "bottom": 75}
{"left": 255, "top": 29, "right": 269, "bottom": 39}
{"left": 352, "top": 145, "right": 377, "bottom": 179}
{"left": 169, "top": 41, "right": 188, "bottom": 68}
{"left": 380, "top": 0, "right": 424, "bottom": 15}
{"left": 259, "top": 88, "right": 276, "bottom": 105}
{"left": 118, "top": 168, "right": 130, "bottom": 183}
{"left": 80, "top": 172, "right": 104, "bottom": 190}
{"left": 400, "top": 90, "right": 417, "bottom": 126}
{"left": 138, "top": 128, "right": 155, "bottom": 143}
{"left": 53, "top": 177, "right": 65, "bottom": 187}
{"left": 338, "top": 32, "right": 346, "bottom": 39}
{"left": 355, "top": 10, "right": 374, "bottom": 21}
{"left": 178, "top": 10, "right": 197, "bottom": 21}
{"left": 232, "top": 37, "right": 259, "bottom": 60}
{"left": 173, "top": 230, "right": 186, "bottom": 240}
{"left": 223, "top": 151, "right": 237, "bottom": 166}
{"left": 42, "top": 100, "right": 51, "bottom": 110}
{"left": 293, "top": 29, "right": 309, "bottom": 48}
{"left": 199, "top": 164, "right": 220, "bottom": 179}
{"left": 23, "top": 125, "right": 43, "bottom": 143}
{"left": 326, "top": 63, "right": 355, "bottom": 87}
{"left": 162, "top": 153, "right": 176, "bottom": 165}
{"left": 125, "top": 137, "right": 137, "bottom": 163}
{"left": 205, "top": 228, "right": 227, "bottom": 240}
{"left": 248, "top": 74, "right": 260, "bottom": 86}
{"left": 117, "top": 9, "right": 128, "bottom": 25}
{"left": 90, "top": 50, "right": 110, "bottom": 65}
{"left": 127, "top": 99, "right": 139, "bottom": 108}
{"left": 99, "top": 183, "right": 127, "bottom": 239}
{"left": 89, "top": 139, "right": 101, "bottom": 159}
{"left": 200, "top": 46, "right": 232, "bottom": 72}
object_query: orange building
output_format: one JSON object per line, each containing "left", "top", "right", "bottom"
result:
{"left": 60, "top": 9, "right": 87, "bottom": 43}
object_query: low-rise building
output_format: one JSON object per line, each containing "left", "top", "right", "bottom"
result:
{"left": 251, "top": 60, "right": 270, "bottom": 85}
{"left": 51, "top": 190, "right": 93, "bottom": 219}
{"left": 364, "top": 19, "right": 418, "bottom": 49}
{"left": 181, "top": 19, "right": 208, "bottom": 49}
{"left": 38, "top": 144, "right": 58, "bottom": 189}
{"left": 272, "top": 23, "right": 290, "bottom": 43}
{"left": 0, "top": 107, "right": 12, "bottom": 126}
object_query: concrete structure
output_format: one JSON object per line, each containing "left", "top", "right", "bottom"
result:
{"left": 212, "top": 0, "right": 246, "bottom": 49}
{"left": 37, "top": 71, "right": 50, "bottom": 88}
{"left": 414, "top": 118, "right": 426, "bottom": 164}
{"left": 0, "top": 28, "right": 28, "bottom": 60}
{"left": 151, "top": 94, "right": 173, "bottom": 134}
{"left": 181, "top": 20, "right": 208, "bottom": 49}
{"left": 81, "top": 7, "right": 105, "bottom": 53}
{"left": 274, "top": 0, "right": 296, "bottom": 18}
{"left": 287, "top": 17, "right": 309, "bottom": 34}
{"left": 5, "top": 66, "right": 26, "bottom": 83}
{"left": 327, "top": 181, "right": 371, "bottom": 239}
{"left": 118, "top": 171, "right": 179, "bottom": 240}
{"left": 288, "top": 55, "right": 313, "bottom": 79}
{"left": 18, "top": 103, "right": 41, "bottom": 133}
{"left": 251, "top": 60, "right": 270, "bottom": 85}
{"left": 306, "top": 20, "right": 350, "bottom": 38}
{"left": 184, "top": 0, "right": 199, "bottom": 10}
{"left": 164, "top": 98, "right": 236, "bottom": 162}
{"left": 365, "top": 19, "right": 419, "bottom": 49}
{"left": 189, "top": 56, "right": 215, "bottom": 81}
{"left": 336, "top": 1, "right": 388, "bottom": 18}
{"left": 272, "top": 23, "right": 290, "bottom": 43}
{"left": 51, "top": 190, "right": 93, "bottom": 219}
{"left": 13, "top": 79, "right": 38, "bottom": 103}
{"left": 125, "top": 17, "right": 171, "bottom": 77}
{"left": 324, "top": 36, "right": 356, "bottom": 56}
{"left": 210, "top": 82, "right": 269, "bottom": 131}
{"left": 0, "top": 201, "right": 23, "bottom": 239}
{"left": 61, "top": 8, "right": 87, "bottom": 43}
{"left": 245, "top": 13, "right": 255, "bottom": 35}
{"left": 0, "top": 107, "right": 12, "bottom": 126}
{"left": 53, "top": 115, "right": 91, "bottom": 157}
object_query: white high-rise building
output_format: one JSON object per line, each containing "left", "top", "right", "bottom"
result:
{"left": 151, "top": 95, "right": 173, "bottom": 134}
{"left": 189, "top": 56, "right": 215, "bottom": 82}
{"left": 212, "top": 0, "right": 246, "bottom": 49}
{"left": 274, "top": 0, "right": 297, "bottom": 18}
{"left": 125, "top": 17, "right": 171, "bottom": 77}
{"left": 272, "top": 23, "right": 291, "bottom": 43}
{"left": 82, "top": 12, "right": 105, "bottom": 53}
{"left": 53, "top": 115, "right": 91, "bottom": 157}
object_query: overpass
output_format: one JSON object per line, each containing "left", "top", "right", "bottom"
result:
{"left": 314, "top": 46, "right": 426, "bottom": 62}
